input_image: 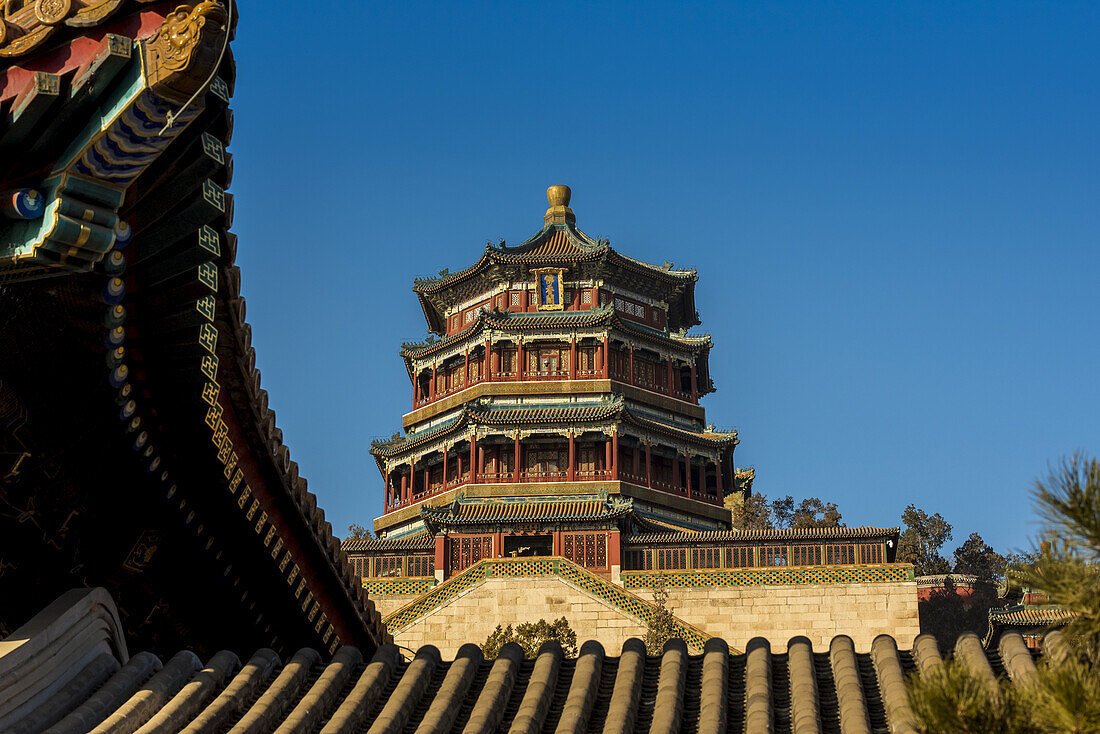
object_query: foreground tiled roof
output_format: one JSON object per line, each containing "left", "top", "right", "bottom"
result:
{"left": 624, "top": 525, "right": 901, "bottom": 544}
{"left": 0, "top": 586, "right": 1049, "bottom": 734}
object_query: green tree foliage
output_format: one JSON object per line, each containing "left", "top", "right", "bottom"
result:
{"left": 731, "top": 491, "right": 773, "bottom": 530}
{"left": 908, "top": 454, "right": 1100, "bottom": 733}
{"left": 345, "top": 523, "right": 367, "bottom": 541}
{"left": 1013, "top": 454, "right": 1100, "bottom": 664}
{"left": 953, "top": 532, "right": 1008, "bottom": 582}
{"left": 898, "top": 505, "right": 953, "bottom": 575}
{"left": 481, "top": 617, "right": 577, "bottom": 659}
{"left": 772, "top": 495, "right": 843, "bottom": 528}
{"left": 645, "top": 577, "right": 680, "bottom": 655}
{"left": 731, "top": 492, "right": 844, "bottom": 530}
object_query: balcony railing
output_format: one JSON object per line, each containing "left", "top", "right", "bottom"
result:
{"left": 521, "top": 470, "right": 568, "bottom": 481}
{"left": 575, "top": 469, "right": 612, "bottom": 480}
{"left": 525, "top": 369, "right": 568, "bottom": 381}
{"left": 475, "top": 471, "right": 514, "bottom": 484}
{"left": 411, "top": 367, "right": 698, "bottom": 411}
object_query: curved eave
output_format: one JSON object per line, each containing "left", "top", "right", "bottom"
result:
{"left": 623, "top": 409, "right": 738, "bottom": 449}
{"left": 400, "top": 305, "right": 616, "bottom": 363}
{"left": 370, "top": 399, "right": 626, "bottom": 459}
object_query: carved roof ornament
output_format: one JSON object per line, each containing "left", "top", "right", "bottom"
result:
{"left": 141, "top": 2, "right": 230, "bottom": 106}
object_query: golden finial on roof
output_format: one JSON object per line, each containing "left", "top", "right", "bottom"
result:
{"left": 544, "top": 184, "right": 575, "bottom": 225}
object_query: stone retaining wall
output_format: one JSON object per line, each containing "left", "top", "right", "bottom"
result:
{"left": 377, "top": 573, "right": 919, "bottom": 657}
{"left": 663, "top": 581, "right": 919, "bottom": 652}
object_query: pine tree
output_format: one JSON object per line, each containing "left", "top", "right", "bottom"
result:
{"left": 907, "top": 453, "right": 1100, "bottom": 733}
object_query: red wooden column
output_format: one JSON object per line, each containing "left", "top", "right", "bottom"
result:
{"left": 521, "top": 288, "right": 529, "bottom": 312}
{"left": 602, "top": 338, "right": 610, "bottom": 378}
{"left": 407, "top": 461, "right": 415, "bottom": 503}
{"left": 423, "top": 463, "right": 430, "bottom": 496}
{"left": 469, "top": 436, "right": 477, "bottom": 483}
{"left": 628, "top": 345, "right": 635, "bottom": 386}
{"left": 667, "top": 359, "right": 674, "bottom": 395}
{"left": 442, "top": 447, "right": 448, "bottom": 490}
{"left": 608, "top": 529, "right": 621, "bottom": 582}
{"left": 513, "top": 434, "right": 521, "bottom": 483}
{"left": 604, "top": 438, "right": 612, "bottom": 477}
{"left": 430, "top": 365, "right": 437, "bottom": 399}
{"left": 464, "top": 351, "right": 470, "bottom": 386}
{"left": 645, "top": 441, "right": 653, "bottom": 488}
{"left": 484, "top": 340, "right": 492, "bottom": 381}
{"left": 567, "top": 432, "right": 575, "bottom": 482}
{"left": 612, "top": 431, "right": 619, "bottom": 480}
{"left": 690, "top": 362, "right": 698, "bottom": 402}
{"left": 478, "top": 444, "right": 485, "bottom": 481}
{"left": 569, "top": 335, "right": 577, "bottom": 380}
{"left": 434, "top": 535, "right": 446, "bottom": 581}
{"left": 456, "top": 454, "right": 463, "bottom": 486}
{"left": 516, "top": 341, "right": 524, "bottom": 381}
{"left": 413, "top": 376, "right": 419, "bottom": 408}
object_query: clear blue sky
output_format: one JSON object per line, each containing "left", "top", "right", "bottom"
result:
{"left": 225, "top": 2, "right": 1098, "bottom": 554}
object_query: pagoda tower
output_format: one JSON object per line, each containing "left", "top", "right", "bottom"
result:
{"left": 365, "top": 186, "right": 744, "bottom": 581}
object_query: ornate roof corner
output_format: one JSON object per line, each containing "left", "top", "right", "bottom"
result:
{"left": 141, "top": 2, "right": 232, "bottom": 106}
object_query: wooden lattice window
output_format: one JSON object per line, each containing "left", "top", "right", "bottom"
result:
{"left": 625, "top": 549, "right": 652, "bottom": 570}
{"left": 510, "top": 291, "right": 521, "bottom": 306}
{"left": 373, "top": 556, "right": 402, "bottom": 577}
{"left": 563, "top": 533, "right": 607, "bottom": 569}
{"left": 577, "top": 347, "right": 597, "bottom": 373}
{"left": 525, "top": 448, "right": 567, "bottom": 476}
{"left": 657, "top": 548, "right": 687, "bottom": 570}
{"left": 859, "top": 543, "right": 883, "bottom": 564}
{"left": 727, "top": 546, "right": 754, "bottom": 568}
{"left": 825, "top": 544, "right": 856, "bottom": 565}
{"left": 633, "top": 357, "right": 656, "bottom": 386}
{"left": 761, "top": 546, "right": 789, "bottom": 567}
{"left": 407, "top": 555, "right": 434, "bottom": 577}
{"left": 450, "top": 535, "right": 493, "bottom": 572}
{"left": 528, "top": 346, "right": 568, "bottom": 375}
{"left": 791, "top": 545, "right": 822, "bottom": 566}
{"left": 692, "top": 547, "right": 724, "bottom": 569}
{"left": 582, "top": 290, "right": 592, "bottom": 304}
